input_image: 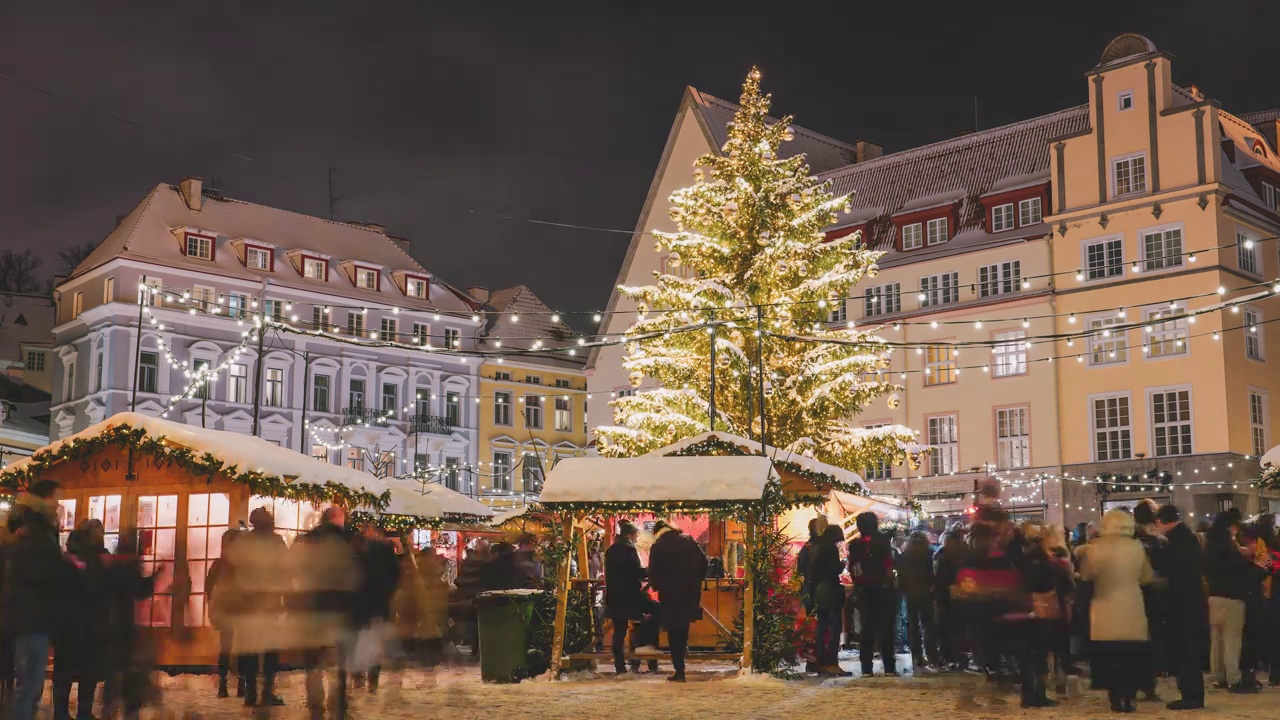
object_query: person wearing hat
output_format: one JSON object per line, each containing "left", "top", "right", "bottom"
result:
{"left": 647, "top": 520, "right": 707, "bottom": 682}
{"left": 230, "top": 506, "right": 290, "bottom": 707}
{"left": 605, "top": 520, "right": 657, "bottom": 674}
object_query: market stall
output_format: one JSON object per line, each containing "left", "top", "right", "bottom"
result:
{"left": 0, "top": 411, "right": 491, "bottom": 665}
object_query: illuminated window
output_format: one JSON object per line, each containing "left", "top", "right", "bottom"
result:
{"left": 1250, "top": 391, "right": 1268, "bottom": 457}
{"left": 992, "top": 331, "right": 1027, "bottom": 377}
{"left": 304, "top": 258, "right": 327, "bottom": 280}
{"left": 135, "top": 494, "right": 179, "bottom": 627}
{"left": 406, "top": 277, "right": 428, "bottom": 298}
{"left": 184, "top": 493, "right": 230, "bottom": 627}
{"left": 246, "top": 246, "right": 272, "bottom": 271}
{"left": 185, "top": 234, "right": 213, "bottom": 260}
{"left": 248, "top": 495, "right": 323, "bottom": 546}
{"left": 924, "top": 345, "right": 957, "bottom": 386}
{"left": 88, "top": 494, "right": 122, "bottom": 552}
{"left": 927, "top": 415, "right": 958, "bottom": 475}
{"left": 1113, "top": 154, "right": 1147, "bottom": 196}
{"left": 996, "top": 407, "right": 1030, "bottom": 469}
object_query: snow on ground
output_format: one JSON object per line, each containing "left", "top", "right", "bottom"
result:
{"left": 51, "top": 654, "right": 1280, "bottom": 720}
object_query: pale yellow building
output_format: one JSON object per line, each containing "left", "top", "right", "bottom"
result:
{"left": 473, "top": 286, "right": 587, "bottom": 510}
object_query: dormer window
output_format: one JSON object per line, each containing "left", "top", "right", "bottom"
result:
{"left": 304, "top": 257, "right": 328, "bottom": 280}
{"left": 926, "top": 217, "right": 949, "bottom": 245}
{"left": 246, "top": 246, "right": 273, "bottom": 271}
{"left": 991, "top": 203, "right": 1015, "bottom": 232}
{"left": 185, "top": 233, "right": 214, "bottom": 261}
{"left": 901, "top": 222, "right": 923, "bottom": 250}
{"left": 356, "top": 267, "right": 379, "bottom": 290}
{"left": 406, "top": 277, "right": 427, "bottom": 299}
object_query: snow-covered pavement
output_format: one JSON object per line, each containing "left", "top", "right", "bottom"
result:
{"left": 66, "top": 662, "right": 1280, "bottom": 720}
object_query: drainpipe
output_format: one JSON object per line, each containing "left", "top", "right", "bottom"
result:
{"left": 1046, "top": 232, "right": 1067, "bottom": 528}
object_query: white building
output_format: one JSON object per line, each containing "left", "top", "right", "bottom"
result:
{"left": 52, "top": 178, "right": 484, "bottom": 492}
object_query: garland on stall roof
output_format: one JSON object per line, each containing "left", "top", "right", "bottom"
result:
{"left": 1260, "top": 465, "right": 1280, "bottom": 491}
{"left": 0, "top": 424, "right": 389, "bottom": 511}
{"left": 349, "top": 511, "right": 494, "bottom": 533}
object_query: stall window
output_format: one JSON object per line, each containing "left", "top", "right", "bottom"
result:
{"left": 249, "top": 496, "right": 324, "bottom": 546}
{"left": 57, "top": 498, "right": 77, "bottom": 548}
{"left": 135, "top": 495, "right": 179, "bottom": 627}
{"left": 88, "top": 494, "right": 122, "bottom": 552}
{"left": 185, "top": 493, "right": 231, "bottom": 627}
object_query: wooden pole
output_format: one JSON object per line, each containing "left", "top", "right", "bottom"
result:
{"left": 740, "top": 522, "right": 755, "bottom": 675}
{"left": 576, "top": 517, "right": 590, "bottom": 580}
{"left": 548, "top": 513, "right": 576, "bottom": 679}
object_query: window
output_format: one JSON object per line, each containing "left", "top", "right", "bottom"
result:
{"left": 555, "top": 396, "right": 572, "bottom": 432}
{"left": 1113, "top": 154, "right": 1147, "bottom": 196}
{"left": 311, "top": 444, "right": 328, "bottom": 461}
{"left": 248, "top": 496, "right": 323, "bottom": 546}
{"left": 103, "top": 276, "right": 115, "bottom": 303}
{"left": 63, "top": 361, "right": 76, "bottom": 401}
{"left": 554, "top": 379, "right": 571, "bottom": 389}
{"left": 192, "top": 360, "right": 210, "bottom": 400}
{"left": 522, "top": 451, "right": 543, "bottom": 492}
{"left": 264, "top": 368, "right": 284, "bottom": 407}
{"left": 72, "top": 291, "right": 83, "bottom": 317}
{"left": 228, "top": 363, "right": 248, "bottom": 403}
{"left": 1085, "top": 238, "right": 1124, "bottom": 280}
{"left": 616, "top": 388, "right": 637, "bottom": 398}
{"left": 1250, "top": 391, "right": 1268, "bottom": 458}
{"left": 827, "top": 301, "right": 847, "bottom": 324}
{"left": 138, "top": 352, "right": 158, "bottom": 393}
{"left": 412, "top": 323, "right": 430, "bottom": 346}
{"left": 185, "top": 233, "right": 213, "bottom": 260}
{"left": 192, "top": 285, "right": 215, "bottom": 311}
{"left": 1118, "top": 91, "right": 1134, "bottom": 111}
{"left": 246, "top": 246, "right": 271, "bottom": 271}
{"left": 1143, "top": 306, "right": 1187, "bottom": 358}
{"left": 380, "top": 317, "right": 397, "bottom": 342}
{"left": 1092, "top": 395, "right": 1132, "bottom": 461}
{"left": 993, "top": 330, "right": 1027, "bottom": 377}
{"left": 526, "top": 375, "right": 543, "bottom": 385}
{"left": 1088, "top": 315, "right": 1128, "bottom": 365}
{"left": 304, "top": 257, "right": 328, "bottom": 280}
{"left": 927, "top": 217, "right": 949, "bottom": 245}
{"left": 88, "top": 495, "right": 122, "bottom": 553}
{"left": 1263, "top": 182, "right": 1278, "bottom": 212}
{"left": 495, "top": 371, "right": 512, "bottom": 381}
{"left": 57, "top": 498, "right": 76, "bottom": 548}
{"left": 406, "top": 277, "right": 427, "bottom": 299}
{"left": 347, "top": 312, "right": 365, "bottom": 337}
{"left": 927, "top": 415, "right": 958, "bottom": 475}
{"left": 978, "top": 261, "right": 1021, "bottom": 297}
{"left": 25, "top": 350, "right": 44, "bottom": 371}
{"left": 919, "top": 272, "right": 958, "bottom": 307}
{"left": 444, "top": 458, "right": 460, "bottom": 491}
{"left": 1141, "top": 227, "right": 1183, "bottom": 271}
{"left": 184, "top": 493, "right": 230, "bottom": 627}
{"left": 93, "top": 353, "right": 104, "bottom": 392}
{"left": 1237, "top": 230, "right": 1260, "bottom": 276}
{"left": 346, "top": 447, "right": 364, "bottom": 471}
{"left": 492, "top": 451, "right": 513, "bottom": 491}
{"left": 349, "top": 379, "right": 365, "bottom": 410}
{"left": 135, "top": 494, "right": 179, "bottom": 627}
{"left": 446, "top": 391, "right": 460, "bottom": 427}
{"left": 864, "top": 283, "right": 900, "bottom": 317}
{"left": 444, "top": 328, "right": 460, "bottom": 349}
{"left": 312, "top": 375, "right": 330, "bottom": 412}
{"left": 494, "top": 391, "right": 512, "bottom": 426}
{"left": 901, "top": 222, "right": 923, "bottom": 250}
{"left": 1151, "top": 389, "right": 1193, "bottom": 457}
{"left": 525, "top": 395, "right": 543, "bottom": 429}
{"left": 1018, "top": 197, "right": 1042, "bottom": 226}
{"left": 1245, "top": 308, "right": 1264, "bottom": 360}
{"left": 355, "top": 267, "right": 378, "bottom": 290}
{"left": 382, "top": 383, "right": 397, "bottom": 412}
{"left": 924, "top": 345, "right": 957, "bottom": 386}
{"left": 863, "top": 423, "right": 891, "bottom": 480}
{"left": 991, "top": 203, "right": 1015, "bottom": 232}
{"left": 261, "top": 299, "right": 284, "bottom": 322}
{"left": 227, "top": 292, "right": 248, "bottom": 320}
{"left": 996, "top": 407, "right": 1030, "bottom": 469}
{"left": 139, "top": 277, "right": 161, "bottom": 307}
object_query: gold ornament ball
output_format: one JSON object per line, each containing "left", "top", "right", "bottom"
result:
{"left": 629, "top": 371, "right": 644, "bottom": 388}
{"left": 887, "top": 392, "right": 901, "bottom": 409}
{"left": 667, "top": 252, "right": 681, "bottom": 268}
{"left": 751, "top": 416, "right": 763, "bottom": 435}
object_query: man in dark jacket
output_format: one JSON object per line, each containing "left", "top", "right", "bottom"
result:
{"left": 933, "top": 529, "right": 967, "bottom": 669}
{"left": 294, "top": 506, "right": 359, "bottom": 720}
{"left": 352, "top": 524, "right": 401, "bottom": 693}
{"left": 4, "top": 480, "right": 73, "bottom": 720}
{"left": 899, "top": 531, "right": 938, "bottom": 670}
{"left": 809, "top": 525, "right": 850, "bottom": 676}
{"left": 604, "top": 520, "right": 656, "bottom": 674}
{"left": 847, "top": 512, "right": 898, "bottom": 677}
{"left": 1154, "top": 504, "right": 1207, "bottom": 710}
{"left": 646, "top": 520, "right": 707, "bottom": 682}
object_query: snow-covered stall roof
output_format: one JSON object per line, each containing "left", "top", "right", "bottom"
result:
{"left": 1, "top": 412, "right": 490, "bottom": 519}
{"left": 539, "top": 456, "right": 777, "bottom": 505}
{"left": 1262, "top": 444, "right": 1280, "bottom": 469}
{"left": 647, "top": 431, "right": 867, "bottom": 494}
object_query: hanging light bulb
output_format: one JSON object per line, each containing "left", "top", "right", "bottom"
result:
{"left": 471, "top": 314, "right": 480, "bottom": 322}
{"left": 551, "top": 313, "right": 560, "bottom": 323}
{"left": 1131, "top": 261, "right": 1141, "bottom": 273}
{"left": 930, "top": 321, "right": 938, "bottom": 329}
{"left": 1022, "top": 318, "right": 1030, "bottom": 329}
{"left": 323, "top": 305, "right": 330, "bottom": 314}
{"left": 1068, "top": 313, "right": 1076, "bottom": 324}
{"left": 974, "top": 321, "right": 983, "bottom": 329}
{"left": 512, "top": 313, "right": 520, "bottom": 323}
{"left": 593, "top": 313, "right": 602, "bottom": 323}
{"left": 1188, "top": 252, "right": 1197, "bottom": 263}
{"left": 1021, "top": 279, "right": 1030, "bottom": 289}
{"left": 1075, "top": 271, "right": 1084, "bottom": 281}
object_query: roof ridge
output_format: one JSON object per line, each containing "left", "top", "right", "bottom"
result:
{"left": 690, "top": 87, "right": 860, "bottom": 154}
{"left": 122, "top": 184, "right": 165, "bottom": 253}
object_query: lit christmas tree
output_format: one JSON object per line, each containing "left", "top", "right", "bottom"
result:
{"left": 597, "top": 68, "right": 922, "bottom": 473}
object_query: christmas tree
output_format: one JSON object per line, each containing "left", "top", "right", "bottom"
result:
{"left": 597, "top": 68, "right": 921, "bottom": 473}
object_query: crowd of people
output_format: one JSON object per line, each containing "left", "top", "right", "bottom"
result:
{"left": 793, "top": 501, "right": 1280, "bottom": 712}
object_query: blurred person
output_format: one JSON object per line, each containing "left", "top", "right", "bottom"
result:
{"left": 100, "top": 528, "right": 154, "bottom": 720}
{"left": 1080, "top": 509, "right": 1154, "bottom": 714}
{"left": 1016, "top": 523, "right": 1062, "bottom": 708}
{"left": 51, "top": 520, "right": 110, "bottom": 720}
{"left": 848, "top": 512, "right": 899, "bottom": 677}
{"left": 231, "top": 507, "right": 289, "bottom": 708}
{"left": 1256, "top": 514, "right": 1280, "bottom": 686}
{"left": 1204, "top": 511, "right": 1267, "bottom": 693}
{"left": 451, "top": 539, "right": 491, "bottom": 654}
{"left": 293, "top": 505, "right": 360, "bottom": 720}
{"left": 933, "top": 528, "right": 967, "bottom": 670}
{"left": 351, "top": 524, "right": 401, "bottom": 692}
{"left": 647, "top": 520, "right": 707, "bottom": 682}
{"left": 796, "top": 516, "right": 826, "bottom": 674}
{"left": 808, "top": 524, "right": 850, "bottom": 677}
{"left": 604, "top": 520, "right": 657, "bottom": 675}
{"left": 1132, "top": 499, "right": 1167, "bottom": 702}
{"left": 1152, "top": 505, "right": 1207, "bottom": 710}
{"left": 206, "top": 528, "right": 242, "bottom": 698}
{"left": 953, "top": 522, "right": 1020, "bottom": 684}
{"left": 513, "top": 533, "right": 542, "bottom": 587}
{"left": 392, "top": 540, "right": 448, "bottom": 667}
{"left": 898, "top": 531, "right": 938, "bottom": 670}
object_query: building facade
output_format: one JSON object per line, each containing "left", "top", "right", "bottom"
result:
{"left": 589, "top": 35, "right": 1280, "bottom": 526}
{"left": 52, "top": 178, "right": 484, "bottom": 492}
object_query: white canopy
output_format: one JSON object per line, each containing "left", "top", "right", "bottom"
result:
{"left": 1262, "top": 444, "right": 1280, "bottom": 469}
{"left": 648, "top": 431, "right": 868, "bottom": 493}
{"left": 2, "top": 412, "right": 490, "bottom": 519}
{"left": 539, "top": 455, "right": 777, "bottom": 504}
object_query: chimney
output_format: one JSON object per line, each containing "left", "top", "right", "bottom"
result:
{"left": 178, "top": 177, "right": 204, "bottom": 211}
{"left": 468, "top": 286, "right": 491, "bottom": 304}
{"left": 854, "top": 139, "right": 884, "bottom": 162}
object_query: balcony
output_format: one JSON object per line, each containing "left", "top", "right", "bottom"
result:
{"left": 409, "top": 414, "right": 453, "bottom": 435}
{"left": 342, "top": 407, "right": 392, "bottom": 427}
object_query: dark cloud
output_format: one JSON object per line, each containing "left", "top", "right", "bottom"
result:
{"left": 1, "top": 1, "right": 1276, "bottom": 313}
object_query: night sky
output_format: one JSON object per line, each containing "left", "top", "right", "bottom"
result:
{"left": 2, "top": 1, "right": 1277, "bottom": 317}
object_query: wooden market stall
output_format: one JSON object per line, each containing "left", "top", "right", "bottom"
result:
{"left": 0, "top": 411, "right": 492, "bottom": 666}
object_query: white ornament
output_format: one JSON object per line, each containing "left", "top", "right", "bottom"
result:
{"left": 783, "top": 126, "right": 795, "bottom": 141}
{"left": 667, "top": 252, "right": 681, "bottom": 268}
{"left": 887, "top": 392, "right": 901, "bottom": 410}
{"left": 629, "top": 371, "right": 644, "bottom": 388}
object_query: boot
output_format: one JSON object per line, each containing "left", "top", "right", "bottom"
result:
{"left": 217, "top": 676, "right": 229, "bottom": 698}
{"left": 236, "top": 676, "right": 246, "bottom": 698}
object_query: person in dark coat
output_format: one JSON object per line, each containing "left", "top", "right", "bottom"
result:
{"left": 206, "top": 528, "right": 242, "bottom": 698}
{"left": 1132, "top": 500, "right": 1167, "bottom": 701}
{"left": 604, "top": 520, "right": 657, "bottom": 674}
{"left": 898, "top": 531, "right": 938, "bottom": 670}
{"left": 51, "top": 521, "right": 110, "bottom": 720}
{"left": 4, "top": 480, "right": 74, "bottom": 720}
{"left": 1203, "top": 511, "right": 1267, "bottom": 693}
{"left": 99, "top": 527, "right": 154, "bottom": 720}
{"left": 233, "top": 507, "right": 290, "bottom": 708}
{"left": 352, "top": 524, "right": 402, "bottom": 692}
{"left": 933, "top": 528, "right": 967, "bottom": 669}
{"left": 292, "top": 506, "right": 360, "bottom": 720}
{"left": 646, "top": 520, "right": 707, "bottom": 682}
{"left": 847, "top": 511, "right": 898, "bottom": 677}
{"left": 809, "top": 524, "right": 850, "bottom": 676}
{"left": 1152, "top": 505, "right": 1207, "bottom": 710}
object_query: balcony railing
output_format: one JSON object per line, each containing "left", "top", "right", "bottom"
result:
{"left": 342, "top": 407, "right": 391, "bottom": 427}
{"left": 409, "top": 414, "right": 453, "bottom": 435}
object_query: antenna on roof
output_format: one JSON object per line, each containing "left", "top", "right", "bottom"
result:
{"left": 328, "top": 167, "right": 340, "bottom": 220}
{"left": 974, "top": 96, "right": 980, "bottom": 132}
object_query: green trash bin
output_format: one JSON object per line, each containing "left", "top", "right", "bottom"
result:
{"left": 476, "top": 589, "right": 545, "bottom": 683}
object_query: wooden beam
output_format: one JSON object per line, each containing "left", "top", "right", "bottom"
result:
{"left": 547, "top": 513, "right": 576, "bottom": 679}
{"left": 740, "top": 522, "right": 755, "bottom": 675}
{"left": 576, "top": 515, "right": 590, "bottom": 581}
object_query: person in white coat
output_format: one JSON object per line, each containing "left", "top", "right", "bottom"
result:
{"left": 1080, "top": 509, "right": 1153, "bottom": 714}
